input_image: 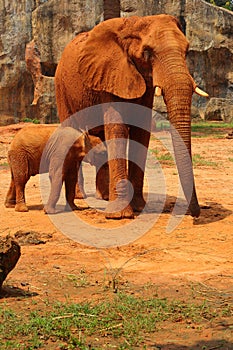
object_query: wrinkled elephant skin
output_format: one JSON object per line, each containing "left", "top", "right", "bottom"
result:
{"left": 5, "top": 124, "right": 105, "bottom": 213}
{"left": 55, "top": 14, "right": 207, "bottom": 219}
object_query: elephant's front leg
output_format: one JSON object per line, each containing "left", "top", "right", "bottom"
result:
{"left": 95, "top": 162, "right": 109, "bottom": 200}
{"left": 44, "top": 178, "right": 63, "bottom": 214}
{"left": 64, "top": 160, "right": 81, "bottom": 211}
{"left": 129, "top": 126, "right": 150, "bottom": 212}
{"left": 44, "top": 162, "right": 63, "bottom": 214}
{"left": 104, "top": 110, "right": 134, "bottom": 219}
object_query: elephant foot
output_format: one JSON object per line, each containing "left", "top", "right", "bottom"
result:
{"left": 64, "top": 203, "right": 81, "bottom": 211}
{"left": 105, "top": 200, "right": 134, "bottom": 219}
{"left": 131, "top": 195, "right": 146, "bottom": 212}
{"left": 44, "top": 205, "right": 57, "bottom": 214}
{"left": 75, "top": 189, "right": 87, "bottom": 199}
{"left": 5, "top": 200, "right": 16, "bottom": 208}
{"left": 95, "top": 189, "right": 109, "bottom": 201}
{"left": 189, "top": 205, "right": 201, "bottom": 218}
{"left": 15, "top": 202, "right": 28, "bottom": 212}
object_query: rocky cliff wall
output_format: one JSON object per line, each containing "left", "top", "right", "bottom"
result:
{"left": 152, "top": 0, "right": 233, "bottom": 120}
{"left": 186, "top": 0, "right": 233, "bottom": 120}
{"left": 0, "top": 0, "right": 103, "bottom": 124}
{"left": 0, "top": 0, "right": 232, "bottom": 124}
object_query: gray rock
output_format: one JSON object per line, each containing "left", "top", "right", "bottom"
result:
{"left": 204, "top": 98, "right": 233, "bottom": 122}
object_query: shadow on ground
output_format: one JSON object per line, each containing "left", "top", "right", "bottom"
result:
{"left": 145, "top": 194, "right": 232, "bottom": 225}
{"left": 27, "top": 204, "right": 44, "bottom": 211}
{"left": 152, "top": 339, "right": 233, "bottom": 349}
{"left": 194, "top": 201, "right": 232, "bottom": 225}
{"left": 0, "top": 285, "right": 38, "bottom": 299}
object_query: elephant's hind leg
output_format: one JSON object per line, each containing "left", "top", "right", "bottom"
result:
{"left": 129, "top": 161, "right": 146, "bottom": 212}
{"left": 8, "top": 151, "right": 29, "bottom": 212}
{"left": 75, "top": 166, "right": 87, "bottom": 199}
{"left": 64, "top": 161, "right": 81, "bottom": 212}
{"left": 128, "top": 126, "right": 150, "bottom": 212}
{"left": 5, "top": 175, "right": 16, "bottom": 208}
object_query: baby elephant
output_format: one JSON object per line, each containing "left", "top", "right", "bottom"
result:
{"left": 5, "top": 124, "right": 106, "bottom": 213}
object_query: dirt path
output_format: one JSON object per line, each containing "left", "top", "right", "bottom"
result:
{"left": 0, "top": 123, "right": 233, "bottom": 348}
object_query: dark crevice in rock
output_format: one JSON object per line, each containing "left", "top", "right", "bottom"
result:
{"left": 179, "top": 0, "right": 187, "bottom": 34}
{"left": 103, "top": 0, "right": 120, "bottom": 20}
{"left": 40, "top": 62, "right": 57, "bottom": 77}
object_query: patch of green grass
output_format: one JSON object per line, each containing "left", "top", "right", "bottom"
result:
{"left": 22, "top": 118, "right": 40, "bottom": 124}
{"left": 149, "top": 148, "right": 175, "bottom": 166}
{"left": 154, "top": 120, "right": 171, "bottom": 131}
{"left": 228, "top": 157, "right": 233, "bottom": 162}
{"left": 66, "top": 268, "right": 89, "bottom": 288}
{"left": 191, "top": 121, "right": 233, "bottom": 138}
{"left": 0, "top": 293, "right": 229, "bottom": 349}
{"left": 192, "top": 154, "right": 218, "bottom": 168}
{"left": 149, "top": 149, "right": 218, "bottom": 168}
{"left": 0, "top": 162, "right": 8, "bottom": 167}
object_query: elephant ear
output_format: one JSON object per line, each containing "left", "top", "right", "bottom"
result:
{"left": 77, "top": 20, "right": 146, "bottom": 99}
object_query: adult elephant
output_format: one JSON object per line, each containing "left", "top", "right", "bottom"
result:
{"left": 55, "top": 14, "right": 208, "bottom": 219}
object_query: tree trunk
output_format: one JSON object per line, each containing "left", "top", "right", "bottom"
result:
{"left": 103, "top": 0, "right": 120, "bottom": 20}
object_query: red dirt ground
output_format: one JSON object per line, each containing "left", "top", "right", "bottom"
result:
{"left": 0, "top": 122, "right": 233, "bottom": 349}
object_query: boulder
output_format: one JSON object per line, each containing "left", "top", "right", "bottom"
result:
{"left": 153, "top": 96, "right": 202, "bottom": 120}
{"left": 204, "top": 98, "right": 233, "bottom": 122}
{"left": 25, "top": 40, "right": 57, "bottom": 123}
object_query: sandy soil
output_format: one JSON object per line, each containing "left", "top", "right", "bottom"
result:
{"left": 0, "top": 122, "right": 232, "bottom": 349}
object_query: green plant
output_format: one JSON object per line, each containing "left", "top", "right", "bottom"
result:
{"left": 192, "top": 154, "right": 218, "bottom": 167}
{"left": 0, "top": 162, "right": 8, "bottom": 167}
{"left": 155, "top": 120, "right": 170, "bottom": 131}
{"left": 66, "top": 270, "right": 89, "bottom": 288}
{"left": 22, "top": 118, "right": 40, "bottom": 124}
{"left": 191, "top": 121, "right": 233, "bottom": 138}
{"left": 148, "top": 148, "right": 175, "bottom": 166}
{"left": 0, "top": 292, "right": 228, "bottom": 349}
{"left": 205, "top": 0, "right": 233, "bottom": 10}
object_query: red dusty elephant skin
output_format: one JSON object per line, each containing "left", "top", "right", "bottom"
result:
{"left": 5, "top": 124, "right": 106, "bottom": 214}
{"left": 55, "top": 14, "right": 208, "bottom": 219}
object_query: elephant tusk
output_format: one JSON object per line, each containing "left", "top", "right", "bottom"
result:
{"left": 155, "top": 86, "right": 162, "bottom": 96}
{"left": 195, "top": 87, "right": 209, "bottom": 98}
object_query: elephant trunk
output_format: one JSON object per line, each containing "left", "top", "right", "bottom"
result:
{"left": 162, "top": 74, "right": 200, "bottom": 218}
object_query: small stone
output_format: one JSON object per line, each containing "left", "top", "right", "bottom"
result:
{"left": 21, "top": 281, "right": 29, "bottom": 287}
